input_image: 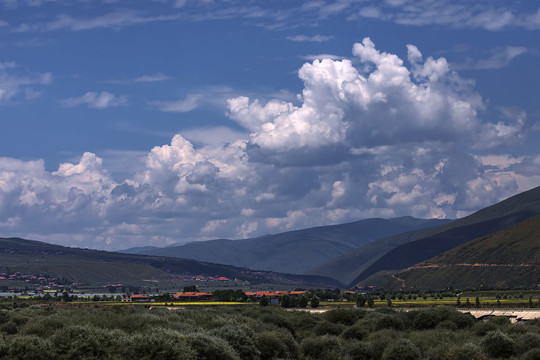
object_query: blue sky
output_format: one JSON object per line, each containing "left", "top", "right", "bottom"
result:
{"left": 0, "top": 0, "right": 539, "bottom": 250}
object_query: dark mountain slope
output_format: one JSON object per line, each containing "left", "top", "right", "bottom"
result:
{"left": 134, "top": 217, "right": 449, "bottom": 275}
{"left": 333, "top": 186, "right": 540, "bottom": 288}
{"left": 388, "top": 214, "right": 540, "bottom": 289}
{"left": 0, "top": 237, "right": 340, "bottom": 288}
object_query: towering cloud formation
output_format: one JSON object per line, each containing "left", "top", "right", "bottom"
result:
{"left": 0, "top": 39, "right": 531, "bottom": 249}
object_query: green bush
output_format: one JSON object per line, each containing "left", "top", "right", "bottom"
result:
{"left": 375, "top": 314, "right": 404, "bottom": 331}
{"left": 445, "top": 342, "right": 485, "bottom": 360}
{"left": 514, "top": 332, "right": 540, "bottom": 355}
{"left": 367, "top": 329, "right": 399, "bottom": 359}
{"left": 314, "top": 320, "right": 346, "bottom": 336}
{"left": 473, "top": 321, "right": 498, "bottom": 336}
{"left": 480, "top": 330, "right": 515, "bottom": 358}
{"left": 382, "top": 338, "right": 421, "bottom": 360}
{"left": 412, "top": 311, "right": 439, "bottom": 330}
{"left": 381, "top": 338, "right": 421, "bottom": 360}
{"left": 521, "top": 348, "right": 540, "bottom": 360}
{"left": 185, "top": 332, "right": 240, "bottom": 360}
{"left": 300, "top": 335, "right": 340, "bottom": 360}
{"left": 256, "top": 330, "right": 299, "bottom": 360}
{"left": 261, "top": 313, "right": 296, "bottom": 336}
{"left": 6, "top": 335, "right": 55, "bottom": 360}
{"left": 122, "top": 329, "right": 195, "bottom": 360}
{"left": 340, "top": 325, "right": 369, "bottom": 341}
{"left": 209, "top": 325, "right": 261, "bottom": 360}
{"left": 340, "top": 340, "right": 374, "bottom": 360}
{"left": 51, "top": 324, "right": 124, "bottom": 359}
{"left": 0, "top": 337, "right": 6, "bottom": 358}
{"left": 324, "top": 308, "right": 365, "bottom": 326}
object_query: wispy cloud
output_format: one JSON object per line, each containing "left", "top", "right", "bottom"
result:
{"left": 61, "top": 91, "right": 127, "bottom": 109}
{"left": 301, "top": 54, "right": 343, "bottom": 61}
{"left": 134, "top": 73, "right": 172, "bottom": 83}
{"left": 354, "top": 0, "right": 540, "bottom": 31}
{"left": 0, "top": 62, "right": 52, "bottom": 102}
{"left": 456, "top": 46, "right": 528, "bottom": 70}
{"left": 151, "top": 93, "right": 202, "bottom": 113}
{"left": 287, "top": 34, "right": 333, "bottom": 42}
{"left": 13, "top": 10, "right": 181, "bottom": 32}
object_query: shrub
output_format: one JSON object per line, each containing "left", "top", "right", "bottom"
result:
{"left": 51, "top": 324, "right": 125, "bottom": 359}
{"left": 122, "top": 329, "right": 195, "bottom": 360}
{"left": 6, "top": 335, "right": 55, "bottom": 360}
{"left": 480, "top": 330, "right": 515, "bottom": 358}
{"left": 324, "top": 308, "right": 365, "bottom": 326}
{"left": 340, "top": 340, "right": 373, "bottom": 360}
{"left": 381, "top": 338, "right": 421, "bottom": 360}
{"left": 340, "top": 325, "right": 369, "bottom": 341}
{"left": 473, "top": 321, "right": 497, "bottom": 336}
{"left": 185, "top": 332, "right": 240, "bottom": 360}
{"left": 445, "top": 342, "right": 485, "bottom": 360}
{"left": 412, "top": 311, "right": 439, "bottom": 330}
{"left": 311, "top": 296, "right": 320, "bottom": 308}
{"left": 261, "top": 313, "right": 296, "bottom": 336}
{"left": 436, "top": 319, "right": 458, "bottom": 331}
{"left": 314, "top": 320, "right": 346, "bottom": 336}
{"left": 375, "top": 314, "right": 404, "bottom": 331}
{"left": 256, "top": 330, "right": 299, "bottom": 360}
{"left": 367, "top": 329, "right": 398, "bottom": 359}
{"left": 514, "top": 332, "right": 540, "bottom": 355}
{"left": 487, "top": 316, "right": 511, "bottom": 327}
{"left": 0, "top": 337, "right": 6, "bottom": 358}
{"left": 522, "top": 348, "right": 540, "bottom": 360}
{"left": 300, "top": 335, "right": 340, "bottom": 360}
{"left": 209, "top": 325, "right": 261, "bottom": 360}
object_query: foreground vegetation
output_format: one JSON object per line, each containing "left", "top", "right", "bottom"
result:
{"left": 1, "top": 304, "right": 540, "bottom": 359}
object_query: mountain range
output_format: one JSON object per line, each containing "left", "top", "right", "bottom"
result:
{"left": 2, "top": 185, "right": 540, "bottom": 291}
{"left": 121, "top": 217, "right": 450, "bottom": 275}
{"left": 0, "top": 237, "right": 340, "bottom": 290}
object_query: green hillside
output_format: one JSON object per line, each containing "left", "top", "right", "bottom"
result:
{"left": 387, "top": 215, "right": 540, "bottom": 289}
{"left": 0, "top": 237, "right": 340, "bottom": 290}
{"left": 132, "top": 217, "right": 449, "bottom": 275}
{"left": 313, "top": 186, "right": 540, "bottom": 286}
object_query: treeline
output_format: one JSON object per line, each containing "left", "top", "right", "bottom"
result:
{"left": 1, "top": 305, "right": 540, "bottom": 359}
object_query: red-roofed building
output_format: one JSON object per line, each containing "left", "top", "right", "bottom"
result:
{"left": 173, "top": 292, "right": 214, "bottom": 301}
{"left": 122, "top": 294, "right": 149, "bottom": 302}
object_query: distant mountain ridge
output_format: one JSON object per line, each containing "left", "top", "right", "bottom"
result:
{"left": 0, "top": 237, "right": 340, "bottom": 289}
{"left": 385, "top": 214, "right": 540, "bottom": 289}
{"left": 123, "top": 217, "right": 450, "bottom": 275}
{"left": 347, "top": 186, "right": 540, "bottom": 288}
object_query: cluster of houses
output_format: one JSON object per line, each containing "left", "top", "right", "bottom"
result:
{"left": 0, "top": 272, "right": 68, "bottom": 292}
{"left": 121, "top": 290, "right": 308, "bottom": 303}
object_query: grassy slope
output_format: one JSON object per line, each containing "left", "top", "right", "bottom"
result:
{"left": 0, "top": 237, "right": 340, "bottom": 288}
{"left": 138, "top": 217, "right": 449, "bottom": 275}
{"left": 315, "top": 186, "right": 540, "bottom": 286}
{"left": 390, "top": 215, "right": 540, "bottom": 289}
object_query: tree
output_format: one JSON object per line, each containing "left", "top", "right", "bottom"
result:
{"left": 281, "top": 294, "right": 291, "bottom": 308}
{"left": 184, "top": 285, "right": 198, "bottom": 293}
{"left": 475, "top": 296, "right": 481, "bottom": 308}
{"left": 61, "top": 291, "right": 72, "bottom": 302}
{"left": 298, "top": 294, "right": 309, "bottom": 308}
{"left": 259, "top": 294, "right": 269, "bottom": 307}
{"left": 456, "top": 296, "right": 461, "bottom": 307}
{"left": 529, "top": 296, "right": 533, "bottom": 308}
{"left": 367, "top": 296, "right": 375, "bottom": 308}
{"left": 465, "top": 298, "right": 471, "bottom": 307}
{"left": 311, "top": 295, "right": 320, "bottom": 308}
{"left": 386, "top": 294, "right": 392, "bottom": 307}
{"left": 356, "top": 293, "right": 366, "bottom": 308}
